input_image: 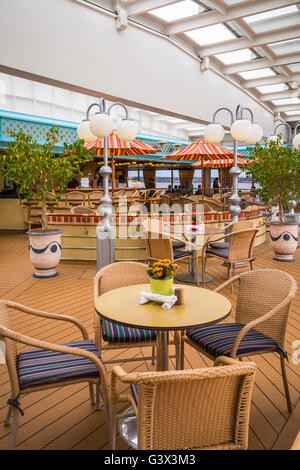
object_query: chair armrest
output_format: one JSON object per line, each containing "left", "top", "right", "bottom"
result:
{"left": 214, "top": 274, "right": 242, "bottom": 292}
{"left": 230, "top": 293, "right": 295, "bottom": 358}
{"left": 214, "top": 356, "right": 240, "bottom": 367}
{"left": 4, "top": 300, "right": 89, "bottom": 340}
{"left": 0, "top": 324, "right": 107, "bottom": 391}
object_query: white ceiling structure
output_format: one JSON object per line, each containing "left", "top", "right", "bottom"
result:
{"left": 94, "top": 0, "right": 300, "bottom": 125}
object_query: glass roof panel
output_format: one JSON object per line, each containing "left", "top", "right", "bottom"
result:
{"left": 239, "top": 68, "right": 276, "bottom": 80}
{"left": 269, "top": 39, "right": 300, "bottom": 56}
{"left": 257, "top": 83, "right": 288, "bottom": 94}
{"left": 215, "top": 49, "right": 257, "bottom": 65}
{"left": 285, "top": 110, "right": 300, "bottom": 116}
{"left": 244, "top": 6, "right": 300, "bottom": 34}
{"left": 223, "top": 0, "right": 247, "bottom": 4}
{"left": 287, "top": 62, "right": 300, "bottom": 73}
{"left": 185, "top": 24, "right": 235, "bottom": 46}
{"left": 149, "top": 1, "right": 204, "bottom": 22}
{"left": 272, "top": 97, "right": 300, "bottom": 106}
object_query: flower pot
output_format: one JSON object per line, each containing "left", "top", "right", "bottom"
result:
{"left": 270, "top": 206, "right": 280, "bottom": 222}
{"left": 27, "top": 230, "right": 63, "bottom": 278}
{"left": 150, "top": 278, "right": 173, "bottom": 296}
{"left": 269, "top": 222, "right": 298, "bottom": 262}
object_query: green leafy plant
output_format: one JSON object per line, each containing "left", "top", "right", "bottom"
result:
{"left": 0, "top": 127, "right": 94, "bottom": 230}
{"left": 246, "top": 136, "right": 300, "bottom": 222}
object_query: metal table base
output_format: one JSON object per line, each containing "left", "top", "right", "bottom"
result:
{"left": 175, "top": 271, "right": 213, "bottom": 283}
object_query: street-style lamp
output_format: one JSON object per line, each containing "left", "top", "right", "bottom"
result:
{"left": 77, "top": 97, "right": 139, "bottom": 269}
{"left": 204, "top": 105, "right": 263, "bottom": 222}
{"left": 269, "top": 120, "right": 300, "bottom": 221}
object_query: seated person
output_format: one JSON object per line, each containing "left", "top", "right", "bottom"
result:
{"left": 118, "top": 176, "right": 127, "bottom": 188}
{"left": 92, "top": 171, "right": 101, "bottom": 189}
{"left": 213, "top": 177, "right": 220, "bottom": 194}
{"left": 195, "top": 184, "right": 202, "bottom": 195}
{"left": 68, "top": 172, "right": 80, "bottom": 189}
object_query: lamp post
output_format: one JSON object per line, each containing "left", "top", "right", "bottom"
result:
{"left": 204, "top": 105, "right": 263, "bottom": 222}
{"left": 268, "top": 120, "right": 300, "bottom": 222}
{"left": 77, "top": 97, "right": 139, "bottom": 270}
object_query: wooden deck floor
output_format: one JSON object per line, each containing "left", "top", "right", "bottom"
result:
{"left": 0, "top": 232, "right": 299, "bottom": 450}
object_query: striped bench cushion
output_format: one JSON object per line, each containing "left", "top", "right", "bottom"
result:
{"left": 186, "top": 323, "right": 278, "bottom": 358}
{"left": 102, "top": 319, "right": 156, "bottom": 343}
{"left": 130, "top": 383, "right": 139, "bottom": 406}
{"left": 18, "top": 340, "right": 100, "bottom": 390}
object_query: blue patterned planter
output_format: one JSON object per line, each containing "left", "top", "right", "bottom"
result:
{"left": 27, "top": 230, "right": 63, "bottom": 277}
{"left": 269, "top": 222, "right": 298, "bottom": 262}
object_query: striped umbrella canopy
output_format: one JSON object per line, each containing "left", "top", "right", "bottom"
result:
{"left": 85, "top": 131, "right": 159, "bottom": 156}
{"left": 193, "top": 157, "right": 248, "bottom": 168}
{"left": 162, "top": 138, "right": 245, "bottom": 161}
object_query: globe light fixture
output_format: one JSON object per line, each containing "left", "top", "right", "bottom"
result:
{"left": 204, "top": 123, "right": 225, "bottom": 144}
{"left": 245, "top": 123, "right": 263, "bottom": 144}
{"left": 292, "top": 133, "right": 300, "bottom": 149}
{"left": 230, "top": 119, "right": 253, "bottom": 142}
{"left": 116, "top": 119, "right": 139, "bottom": 142}
{"left": 90, "top": 112, "right": 114, "bottom": 138}
{"left": 76, "top": 120, "right": 97, "bottom": 142}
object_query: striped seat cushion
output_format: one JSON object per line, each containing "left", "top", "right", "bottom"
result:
{"left": 173, "top": 249, "right": 193, "bottom": 260}
{"left": 18, "top": 340, "right": 100, "bottom": 390}
{"left": 206, "top": 247, "right": 228, "bottom": 259}
{"left": 186, "top": 323, "right": 278, "bottom": 358}
{"left": 130, "top": 383, "right": 139, "bottom": 406}
{"left": 172, "top": 240, "right": 185, "bottom": 249}
{"left": 209, "top": 242, "right": 229, "bottom": 250}
{"left": 102, "top": 319, "right": 156, "bottom": 343}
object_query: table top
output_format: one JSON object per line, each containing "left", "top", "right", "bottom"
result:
{"left": 95, "top": 284, "right": 231, "bottom": 331}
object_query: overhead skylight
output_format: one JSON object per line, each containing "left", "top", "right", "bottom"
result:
{"left": 256, "top": 83, "right": 288, "bottom": 94}
{"left": 149, "top": 1, "right": 204, "bottom": 23}
{"left": 244, "top": 6, "right": 300, "bottom": 34}
{"left": 215, "top": 49, "right": 257, "bottom": 65}
{"left": 223, "top": 0, "right": 247, "bottom": 4}
{"left": 269, "top": 39, "right": 300, "bottom": 56}
{"left": 284, "top": 110, "right": 300, "bottom": 116}
{"left": 287, "top": 62, "right": 300, "bottom": 73}
{"left": 272, "top": 97, "right": 300, "bottom": 106}
{"left": 186, "top": 24, "right": 235, "bottom": 46}
{"left": 239, "top": 68, "right": 276, "bottom": 80}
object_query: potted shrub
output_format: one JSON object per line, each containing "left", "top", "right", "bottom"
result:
{"left": 246, "top": 136, "right": 300, "bottom": 261}
{"left": 0, "top": 127, "right": 93, "bottom": 277}
{"left": 147, "top": 259, "right": 179, "bottom": 295}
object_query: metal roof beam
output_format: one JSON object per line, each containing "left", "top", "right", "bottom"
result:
{"left": 243, "top": 74, "right": 297, "bottom": 88}
{"left": 274, "top": 103, "right": 300, "bottom": 112}
{"left": 165, "top": 0, "right": 298, "bottom": 34}
{"left": 224, "top": 52, "right": 300, "bottom": 74}
{"left": 285, "top": 114, "right": 300, "bottom": 121}
{"left": 198, "top": 25, "right": 300, "bottom": 56}
{"left": 260, "top": 89, "right": 300, "bottom": 101}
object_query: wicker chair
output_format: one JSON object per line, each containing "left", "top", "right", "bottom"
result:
{"left": 94, "top": 262, "right": 157, "bottom": 366}
{"left": 110, "top": 356, "right": 257, "bottom": 450}
{"left": 0, "top": 300, "right": 109, "bottom": 450}
{"left": 70, "top": 205, "right": 96, "bottom": 215}
{"left": 65, "top": 191, "right": 86, "bottom": 208}
{"left": 182, "top": 269, "right": 297, "bottom": 413}
{"left": 88, "top": 190, "right": 103, "bottom": 209}
{"left": 201, "top": 226, "right": 258, "bottom": 285}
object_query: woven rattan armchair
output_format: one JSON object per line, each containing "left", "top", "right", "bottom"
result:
{"left": 182, "top": 269, "right": 297, "bottom": 413}
{"left": 0, "top": 300, "right": 109, "bottom": 450}
{"left": 65, "top": 191, "right": 86, "bottom": 208}
{"left": 201, "top": 226, "right": 258, "bottom": 285}
{"left": 94, "top": 262, "right": 157, "bottom": 366}
{"left": 110, "top": 356, "right": 257, "bottom": 450}
{"left": 70, "top": 205, "right": 96, "bottom": 215}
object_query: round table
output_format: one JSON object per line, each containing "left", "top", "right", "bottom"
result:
{"left": 175, "top": 225, "right": 224, "bottom": 284}
{"left": 95, "top": 283, "right": 231, "bottom": 371}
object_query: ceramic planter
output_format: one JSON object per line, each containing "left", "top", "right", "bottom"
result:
{"left": 150, "top": 278, "right": 173, "bottom": 296}
{"left": 269, "top": 222, "right": 298, "bottom": 262}
{"left": 27, "top": 230, "right": 63, "bottom": 278}
{"left": 270, "top": 206, "right": 280, "bottom": 222}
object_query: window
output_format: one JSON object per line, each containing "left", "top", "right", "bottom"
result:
{"left": 257, "top": 84, "right": 288, "bottom": 94}
{"left": 216, "top": 49, "right": 257, "bottom": 65}
{"left": 269, "top": 39, "right": 300, "bottom": 56}
{"left": 244, "top": 6, "right": 300, "bottom": 34}
{"left": 149, "top": 1, "right": 204, "bottom": 22}
{"left": 186, "top": 24, "right": 235, "bottom": 46}
{"left": 272, "top": 97, "right": 300, "bottom": 106}
{"left": 239, "top": 68, "right": 276, "bottom": 80}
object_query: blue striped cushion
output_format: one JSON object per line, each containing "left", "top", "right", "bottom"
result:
{"left": 102, "top": 319, "right": 156, "bottom": 343}
{"left": 186, "top": 323, "right": 278, "bottom": 358}
{"left": 173, "top": 249, "right": 192, "bottom": 260}
{"left": 206, "top": 247, "right": 228, "bottom": 259}
{"left": 130, "top": 383, "right": 138, "bottom": 406}
{"left": 172, "top": 241, "right": 185, "bottom": 249}
{"left": 209, "top": 242, "right": 229, "bottom": 250}
{"left": 18, "top": 340, "right": 100, "bottom": 390}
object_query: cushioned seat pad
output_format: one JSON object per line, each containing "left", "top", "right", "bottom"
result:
{"left": 209, "top": 242, "right": 229, "bottom": 250}
{"left": 206, "top": 247, "right": 229, "bottom": 259}
{"left": 186, "top": 323, "right": 278, "bottom": 358}
{"left": 18, "top": 340, "right": 100, "bottom": 390}
{"left": 102, "top": 319, "right": 156, "bottom": 343}
{"left": 172, "top": 240, "right": 185, "bottom": 249}
{"left": 173, "top": 249, "right": 192, "bottom": 259}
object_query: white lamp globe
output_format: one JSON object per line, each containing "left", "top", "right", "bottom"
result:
{"left": 204, "top": 123, "right": 225, "bottom": 144}
{"left": 116, "top": 119, "right": 139, "bottom": 142}
{"left": 90, "top": 112, "right": 114, "bottom": 138}
{"left": 292, "top": 133, "right": 300, "bottom": 149}
{"left": 245, "top": 124, "right": 263, "bottom": 144}
{"left": 77, "top": 120, "right": 97, "bottom": 142}
{"left": 231, "top": 119, "right": 253, "bottom": 142}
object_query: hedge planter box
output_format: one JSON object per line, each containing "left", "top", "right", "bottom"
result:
{"left": 27, "top": 230, "right": 63, "bottom": 278}
{"left": 269, "top": 222, "right": 298, "bottom": 262}
{"left": 150, "top": 278, "right": 173, "bottom": 296}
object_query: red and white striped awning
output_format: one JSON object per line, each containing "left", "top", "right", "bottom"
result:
{"left": 193, "top": 157, "right": 248, "bottom": 168}
{"left": 85, "top": 131, "right": 159, "bottom": 156}
{"left": 162, "top": 139, "right": 245, "bottom": 161}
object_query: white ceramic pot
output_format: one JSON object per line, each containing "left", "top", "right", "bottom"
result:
{"left": 269, "top": 222, "right": 298, "bottom": 262}
{"left": 27, "top": 230, "right": 63, "bottom": 278}
{"left": 270, "top": 206, "right": 280, "bottom": 222}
